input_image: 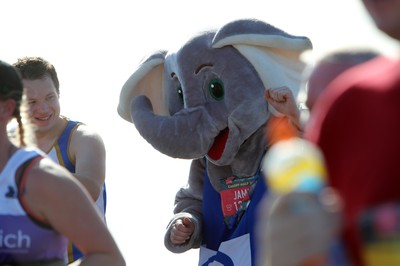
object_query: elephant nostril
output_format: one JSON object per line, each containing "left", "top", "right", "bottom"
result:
{"left": 207, "top": 127, "right": 229, "bottom": 161}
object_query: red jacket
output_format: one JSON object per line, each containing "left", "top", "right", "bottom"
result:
{"left": 304, "top": 56, "right": 400, "bottom": 265}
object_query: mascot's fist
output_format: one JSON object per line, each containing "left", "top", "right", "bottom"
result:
{"left": 170, "top": 217, "right": 195, "bottom": 245}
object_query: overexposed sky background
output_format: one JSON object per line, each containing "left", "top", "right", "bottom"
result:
{"left": 1, "top": 0, "right": 399, "bottom": 265}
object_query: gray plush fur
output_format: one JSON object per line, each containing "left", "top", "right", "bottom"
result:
{"left": 117, "top": 18, "right": 312, "bottom": 254}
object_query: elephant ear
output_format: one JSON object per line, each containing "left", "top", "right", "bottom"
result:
{"left": 212, "top": 19, "right": 312, "bottom": 116}
{"left": 117, "top": 50, "right": 169, "bottom": 122}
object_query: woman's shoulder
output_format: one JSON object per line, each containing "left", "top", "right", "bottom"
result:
{"left": 27, "top": 153, "right": 76, "bottom": 190}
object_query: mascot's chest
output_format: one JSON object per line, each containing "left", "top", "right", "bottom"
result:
{"left": 200, "top": 168, "right": 267, "bottom": 266}
{"left": 202, "top": 168, "right": 267, "bottom": 228}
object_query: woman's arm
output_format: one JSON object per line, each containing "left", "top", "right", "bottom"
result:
{"left": 23, "top": 157, "right": 125, "bottom": 266}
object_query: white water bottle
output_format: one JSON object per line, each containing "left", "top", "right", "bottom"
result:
{"left": 262, "top": 117, "right": 327, "bottom": 194}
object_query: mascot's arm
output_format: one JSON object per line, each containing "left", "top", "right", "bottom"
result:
{"left": 164, "top": 158, "right": 205, "bottom": 253}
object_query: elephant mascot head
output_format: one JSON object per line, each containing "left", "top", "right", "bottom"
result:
{"left": 117, "top": 18, "right": 312, "bottom": 262}
{"left": 118, "top": 18, "right": 311, "bottom": 170}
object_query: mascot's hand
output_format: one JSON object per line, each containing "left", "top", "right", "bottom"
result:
{"left": 170, "top": 217, "right": 195, "bottom": 245}
{"left": 265, "top": 87, "right": 303, "bottom": 133}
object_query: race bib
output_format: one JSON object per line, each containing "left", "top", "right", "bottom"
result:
{"left": 219, "top": 176, "right": 258, "bottom": 227}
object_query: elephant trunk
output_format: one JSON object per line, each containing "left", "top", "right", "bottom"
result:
{"left": 131, "top": 95, "right": 220, "bottom": 159}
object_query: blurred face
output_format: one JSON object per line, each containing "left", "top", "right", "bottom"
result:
{"left": 362, "top": 0, "right": 400, "bottom": 40}
{"left": 23, "top": 75, "right": 60, "bottom": 133}
{"left": 306, "top": 61, "right": 345, "bottom": 110}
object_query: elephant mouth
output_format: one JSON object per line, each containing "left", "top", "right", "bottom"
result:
{"left": 207, "top": 127, "right": 229, "bottom": 161}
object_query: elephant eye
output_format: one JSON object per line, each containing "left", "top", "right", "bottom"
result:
{"left": 209, "top": 79, "right": 224, "bottom": 101}
{"left": 177, "top": 85, "right": 184, "bottom": 104}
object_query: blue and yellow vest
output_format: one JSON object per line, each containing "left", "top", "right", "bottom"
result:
{"left": 47, "top": 118, "right": 107, "bottom": 264}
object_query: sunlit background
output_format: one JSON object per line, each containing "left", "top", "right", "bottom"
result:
{"left": 1, "top": 0, "right": 398, "bottom": 265}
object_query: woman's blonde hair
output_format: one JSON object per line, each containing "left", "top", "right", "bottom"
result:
{"left": 8, "top": 92, "right": 37, "bottom": 147}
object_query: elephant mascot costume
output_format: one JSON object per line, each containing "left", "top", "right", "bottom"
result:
{"left": 118, "top": 19, "right": 312, "bottom": 265}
